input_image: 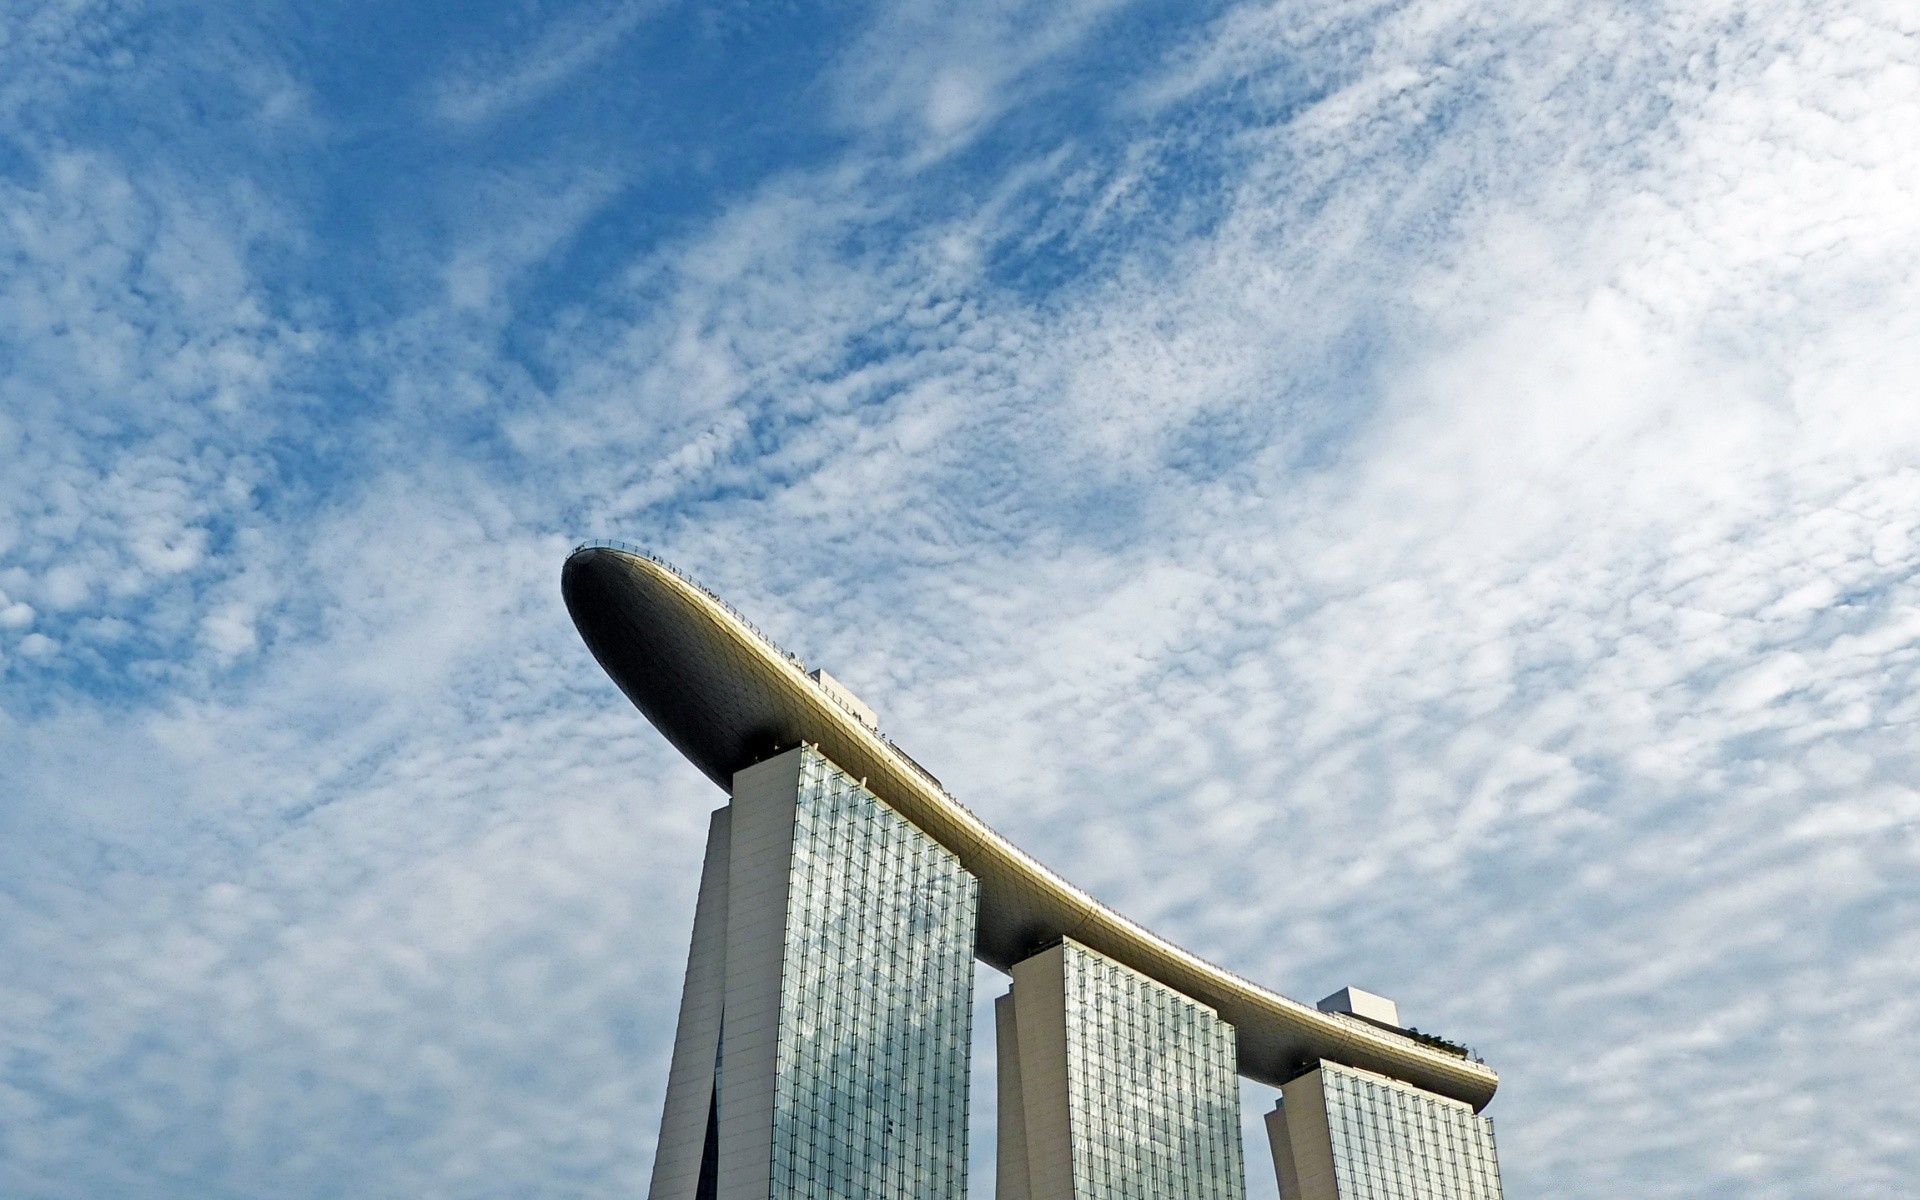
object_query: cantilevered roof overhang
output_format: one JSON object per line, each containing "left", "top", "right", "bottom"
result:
{"left": 562, "top": 543, "right": 1499, "bottom": 1111}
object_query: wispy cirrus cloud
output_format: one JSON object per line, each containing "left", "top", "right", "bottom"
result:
{"left": 427, "top": 0, "right": 676, "bottom": 127}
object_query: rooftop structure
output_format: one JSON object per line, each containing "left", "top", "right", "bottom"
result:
{"left": 1317, "top": 988, "right": 1402, "bottom": 1030}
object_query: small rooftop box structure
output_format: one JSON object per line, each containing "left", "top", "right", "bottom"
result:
{"left": 1317, "top": 986, "right": 1401, "bottom": 1029}
{"left": 810, "top": 668, "right": 878, "bottom": 730}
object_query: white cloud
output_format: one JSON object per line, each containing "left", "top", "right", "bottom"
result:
{"left": 17, "top": 632, "right": 59, "bottom": 660}
{"left": 199, "top": 602, "right": 257, "bottom": 662}
{"left": 0, "top": 143, "right": 314, "bottom": 695}
{"left": 829, "top": 0, "right": 1133, "bottom": 158}
{"left": 924, "top": 68, "right": 989, "bottom": 136}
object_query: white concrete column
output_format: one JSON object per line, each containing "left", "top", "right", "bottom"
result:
{"left": 995, "top": 991, "right": 1033, "bottom": 1200}
{"left": 714, "top": 750, "right": 804, "bottom": 1200}
{"left": 1008, "top": 945, "right": 1076, "bottom": 1200}
{"left": 647, "top": 807, "right": 734, "bottom": 1200}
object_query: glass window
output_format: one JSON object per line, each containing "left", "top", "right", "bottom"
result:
{"left": 1051, "top": 940, "right": 1247, "bottom": 1200}
{"left": 768, "top": 749, "right": 979, "bottom": 1200}
{"left": 1315, "top": 1061, "right": 1504, "bottom": 1200}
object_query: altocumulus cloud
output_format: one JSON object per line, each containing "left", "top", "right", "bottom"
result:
{"left": 1, "top": 0, "right": 1916, "bottom": 1197}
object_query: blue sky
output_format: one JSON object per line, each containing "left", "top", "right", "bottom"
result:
{"left": 3, "top": 0, "right": 1918, "bottom": 1196}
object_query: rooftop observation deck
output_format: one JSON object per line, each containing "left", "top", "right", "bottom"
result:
{"left": 562, "top": 542, "right": 1499, "bottom": 1111}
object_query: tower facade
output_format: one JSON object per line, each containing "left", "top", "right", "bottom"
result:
{"left": 997, "top": 940, "right": 1247, "bottom": 1200}
{"left": 648, "top": 746, "right": 978, "bottom": 1200}
{"left": 1264, "top": 1061, "right": 1504, "bottom": 1200}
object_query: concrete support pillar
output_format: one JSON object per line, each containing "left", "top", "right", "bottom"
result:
{"left": 647, "top": 808, "right": 733, "bottom": 1200}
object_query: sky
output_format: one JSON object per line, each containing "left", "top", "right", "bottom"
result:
{"left": 1, "top": 0, "right": 1917, "bottom": 1195}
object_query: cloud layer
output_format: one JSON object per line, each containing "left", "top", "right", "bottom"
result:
{"left": 3, "top": 0, "right": 1916, "bottom": 1196}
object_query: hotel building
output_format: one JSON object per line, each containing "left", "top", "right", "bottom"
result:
{"left": 562, "top": 543, "right": 1504, "bottom": 1200}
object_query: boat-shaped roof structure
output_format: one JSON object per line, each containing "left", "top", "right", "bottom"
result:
{"left": 562, "top": 542, "right": 1499, "bottom": 1110}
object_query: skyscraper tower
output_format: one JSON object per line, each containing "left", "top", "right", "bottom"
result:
{"left": 563, "top": 543, "right": 1504, "bottom": 1200}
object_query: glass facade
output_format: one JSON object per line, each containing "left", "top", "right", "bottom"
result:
{"left": 1318, "top": 1062, "right": 1503, "bottom": 1200}
{"left": 1059, "top": 941, "right": 1248, "bottom": 1200}
{"left": 768, "top": 748, "right": 980, "bottom": 1200}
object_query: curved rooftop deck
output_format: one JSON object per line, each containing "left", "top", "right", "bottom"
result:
{"left": 562, "top": 543, "right": 1499, "bottom": 1111}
